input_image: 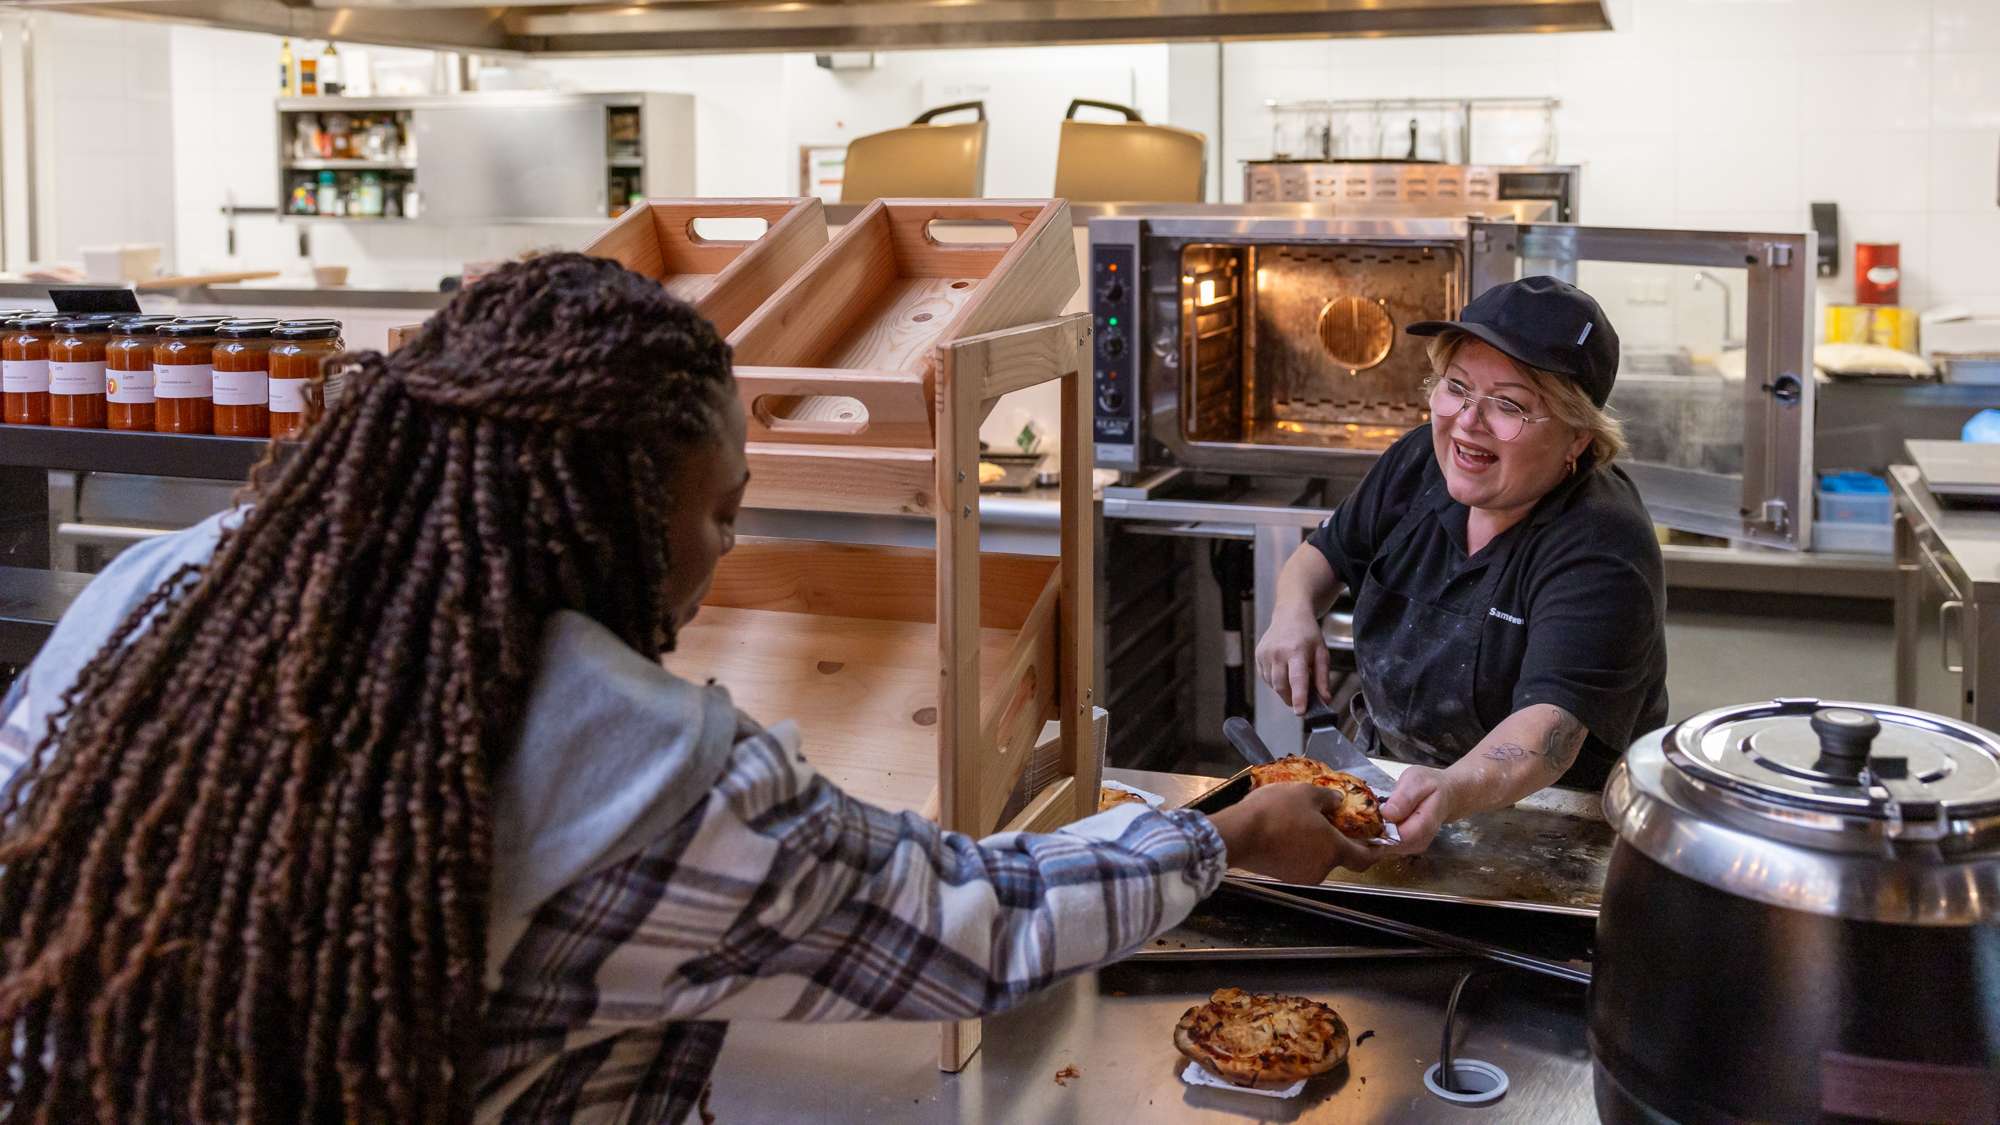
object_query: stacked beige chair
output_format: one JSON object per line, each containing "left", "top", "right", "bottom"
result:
{"left": 1052, "top": 99, "right": 1206, "bottom": 203}
{"left": 840, "top": 102, "right": 988, "bottom": 202}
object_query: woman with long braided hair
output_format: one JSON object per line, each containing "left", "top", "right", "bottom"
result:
{"left": 0, "top": 252, "right": 1360, "bottom": 1123}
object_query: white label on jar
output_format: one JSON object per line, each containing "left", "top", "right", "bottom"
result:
{"left": 269, "top": 376, "right": 308, "bottom": 414}
{"left": 2, "top": 359, "right": 48, "bottom": 394}
{"left": 48, "top": 360, "right": 105, "bottom": 397}
{"left": 107, "top": 367, "right": 154, "bottom": 405}
{"left": 155, "top": 363, "right": 212, "bottom": 399}
{"left": 214, "top": 370, "right": 268, "bottom": 407}
{"left": 1866, "top": 265, "right": 1900, "bottom": 286}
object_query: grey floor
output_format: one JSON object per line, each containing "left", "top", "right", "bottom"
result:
{"left": 1662, "top": 590, "right": 1895, "bottom": 722}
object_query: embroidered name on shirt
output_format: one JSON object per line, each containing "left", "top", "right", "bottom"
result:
{"left": 1488, "top": 607, "right": 1526, "bottom": 626}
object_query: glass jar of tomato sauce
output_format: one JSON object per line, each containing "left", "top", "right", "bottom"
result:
{"left": 268, "top": 321, "right": 344, "bottom": 440}
{"left": 48, "top": 316, "right": 116, "bottom": 429}
{"left": 154, "top": 319, "right": 223, "bottom": 434}
{"left": 213, "top": 319, "right": 278, "bottom": 438}
{"left": 105, "top": 316, "right": 176, "bottom": 431}
{"left": 2, "top": 312, "right": 58, "bottom": 426}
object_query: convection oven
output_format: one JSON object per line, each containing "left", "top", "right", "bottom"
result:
{"left": 1090, "top": 209, "right": 1817, "bottom": 549}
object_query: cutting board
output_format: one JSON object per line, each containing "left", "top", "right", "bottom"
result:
{"left": 134, "top": 270, "right": 281, "bottom": 291}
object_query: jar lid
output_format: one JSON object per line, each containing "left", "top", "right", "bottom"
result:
{"left": 51, "top": 316, "right": 115, "bottom": 333}
{"left": 110, "top": 316, "right": 176, "bottom": 336}
{"left": 273, "top": 323, "right": 342, "bottom": 340}
{"left": 9, "top": 315, "right": 62, "bottom": 331}
{"left": 277, "top": 317, "right": 342, "bottom": 327}
{"left": 217, "top": 320, "right": 279, "bottom": 339}
{"left": 158, "top": 320, "right": 223, "bottom": 337}
{"left": 1664, "top": 698, "right": 2000, "bottom": 837}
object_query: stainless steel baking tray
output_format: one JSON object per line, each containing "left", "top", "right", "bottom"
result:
{"left": 1185, "top": 763, "right": 1613, "bottom": 916}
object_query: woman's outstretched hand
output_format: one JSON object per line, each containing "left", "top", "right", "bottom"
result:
{"left": 1208, "top": 782, "right": 1381, "bottom": 882}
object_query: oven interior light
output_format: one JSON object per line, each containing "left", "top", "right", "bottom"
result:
{"left": 1197, "top": 278, "right": 1218, "bottom": 306}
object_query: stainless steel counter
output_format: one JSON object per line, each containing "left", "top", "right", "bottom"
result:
{"left": 705, "top": 766, "right": 1595, "bottom": 1122}
{"left": 1891, "top": 463, "right": 2000, "bottom": 600}
{"left": 1892, "top": 463, "right": 2000, "bottom": 729}
{"left": 707, "top": 957, "right": 1592, "bottom": 1123}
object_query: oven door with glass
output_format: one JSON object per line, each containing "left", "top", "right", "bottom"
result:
{"left": 1089, "top": 215, "right": 1475, "bottom": 479}
{"left": 1470, "top": 221, "right": 1817, "bottom": 549}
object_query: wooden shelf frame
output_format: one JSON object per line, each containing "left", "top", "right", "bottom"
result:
{"left": 581, "top": 197, "right": 828, "bottom": 337}
{"left": 595, "top": 197, "right": 1093, "bottom": 1076}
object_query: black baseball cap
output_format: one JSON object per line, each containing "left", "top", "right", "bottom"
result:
{"left": 1406, "top": 275, "right": 1620, "bottom": 407}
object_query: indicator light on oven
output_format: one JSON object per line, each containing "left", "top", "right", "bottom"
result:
{"left": 1107, "top": 316, "right": 1118, "bottom": 326}
{"left": 1108, "top": 263, "right": 1118, "bottom": 272}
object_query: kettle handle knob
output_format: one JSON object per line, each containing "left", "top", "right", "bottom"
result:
{"left": 1810, "top": 708, "right": 1881, "bottom": 777}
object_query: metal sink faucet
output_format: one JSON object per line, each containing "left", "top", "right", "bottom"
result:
{"left": 1694, "top": 269, "right": 1742, "bottom": 351}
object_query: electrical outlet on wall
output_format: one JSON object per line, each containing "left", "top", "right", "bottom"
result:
{"left": 1626, "top": 279, "right": 1670, "bottom": 306}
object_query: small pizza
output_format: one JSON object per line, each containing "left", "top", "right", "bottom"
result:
{"left": 1174, "top": 988, "right": 1350, "bottom": 1086}
{"left": 978, "top": 461, "right": 1007, "bottom": 485}
{"left": 1247, "top": 755, "right": 1339, "bottom": 788}
{"left": 1247, "top": 756, "right": 1384, "bottom": 840}
{"left": 1098, "top": 786, "right": 1148, "bottom": 813}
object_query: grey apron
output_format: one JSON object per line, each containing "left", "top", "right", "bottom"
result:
{"left": 1345, "top": 477, "right": 1513, "bottom": 770}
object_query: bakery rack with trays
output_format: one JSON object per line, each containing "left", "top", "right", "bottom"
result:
{"left": 596, "top": 196, "right": 1098, "bottom": 1072}
{"left": 577, "top": 197, "right": 829, "bottom": 337}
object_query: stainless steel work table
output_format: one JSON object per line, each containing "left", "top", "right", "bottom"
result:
{"left": 706, "top": 768, "right": 1596, "bottom": 1123}
{"left": 1891, "top": 463, "right": 2000, "bottom": 729}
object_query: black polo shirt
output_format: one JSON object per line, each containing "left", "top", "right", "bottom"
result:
{"left": 1307, "top": 425, "right": 1668, "bottom": 788}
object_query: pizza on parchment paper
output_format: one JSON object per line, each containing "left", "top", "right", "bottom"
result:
{"left": 1174, "top": 988, "right": 1351, "bottom": 1086}
{"left": 1245, "top": 756, "right": 1385, "bottom": 840}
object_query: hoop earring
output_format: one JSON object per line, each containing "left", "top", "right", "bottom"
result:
{"left": 1565, "top": 456, "right": 1578, "bottom": 477}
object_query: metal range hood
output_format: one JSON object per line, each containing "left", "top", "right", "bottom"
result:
{"left": 40, "top": 0, "right": 1612, "bottom": 55}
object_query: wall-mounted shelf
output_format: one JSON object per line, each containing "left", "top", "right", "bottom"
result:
{"left": 285, "top": 158, "right": 417, "bottom": 172}
{"left": 277, "top": 92, "right": 693, "bottom": 225}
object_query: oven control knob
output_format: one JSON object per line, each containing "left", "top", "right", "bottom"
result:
{"left": 1099, "top": 388, "right": 1127, "bottom": 413}
{"left": 1103, "top": 332, "right": 1128, "bottom": 359}
{"left": 1099, "top": 278, "right": 1126, "bottom": 304}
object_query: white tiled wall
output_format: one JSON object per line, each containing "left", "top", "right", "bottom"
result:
{"left": 22, "top": 2, "right": 1998, "bottom": 339}
{"left": 154, "top": 37, "right": 1171, "bottom": 287}
{"left": 29, "top": 13, "right": 177, "bottom": 267}
{"left": 1218, "top": 0, "right": 2000, "bottom": 331}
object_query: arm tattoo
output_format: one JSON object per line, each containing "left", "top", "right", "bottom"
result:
{"left": 1482, "top": 708, "right": 1587, "bottom": 777}
{"left": 1538, "top": 708, "right": 1586, "bottom": 777}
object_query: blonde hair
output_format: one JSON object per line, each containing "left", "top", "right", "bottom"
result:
{"left": 1424, "top": 330, "right": 1627, "bottom": 468}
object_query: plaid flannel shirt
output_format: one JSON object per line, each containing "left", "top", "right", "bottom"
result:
{"left": 1, "top": 672, "right": 1225, "bottom": 1124}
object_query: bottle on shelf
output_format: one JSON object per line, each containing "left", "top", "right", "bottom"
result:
{"left": 325, "top": 112, "right": 352, "bottom": 159}
{"left": 213, "top": 320, "right": 277, "bottom": 438}
{"left": 269, "top": 321, "right": 344, "bottom": 440}
{"left": 316, "top": 171, "right": 337, "bottom": 216}
{"left": 3, "top": 313, "right": 57, "bottom": 427}
{"left": 356, "top": 172, "right": 384, "bottom": 217}
{"left": 299, "top": 50, "right": 319, "bottom": 97}
{"left": 320, "top": 43, "right": 343, "bottom": 97}
{"left": 279, "top": 38, "right": 295, "bottom": 95}
{"left": 293, "top": 113, "right": 322, "bottom": 161}
{"left": 154, "top": 320, "right": 221, "bottom": 435}
{"left": 48, "top": 316, "right": 114, "bottom": 430}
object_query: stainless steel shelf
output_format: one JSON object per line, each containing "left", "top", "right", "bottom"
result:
{"left": 0, "top": 424, "right": 273, "bottom": 480}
